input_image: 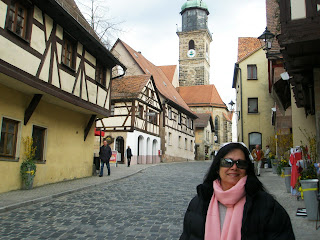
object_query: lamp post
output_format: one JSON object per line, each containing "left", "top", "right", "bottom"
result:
{"left": 258, "top": 27, "right": 275, "bottom": 51}
{"left": 228, "top": 100, "right": 240, "bottom": 116}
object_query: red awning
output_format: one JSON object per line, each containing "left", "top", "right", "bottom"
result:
{"left": 94, "top": 128, "right": 105, "bottom": 137}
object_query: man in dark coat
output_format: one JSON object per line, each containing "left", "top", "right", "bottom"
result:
{"left": 99, "top": 140, "right": 112, "bottom": 177}
{"left": 126, "top": 146, "right": 133, "bottom": 167}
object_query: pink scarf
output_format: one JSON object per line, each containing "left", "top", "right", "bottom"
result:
{"left": 205, "top": 176, "right": 247, "bottom": 240}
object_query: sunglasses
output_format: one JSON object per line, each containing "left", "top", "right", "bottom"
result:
{"left": 220, "top": 158, "right": 248, "bottom": 169}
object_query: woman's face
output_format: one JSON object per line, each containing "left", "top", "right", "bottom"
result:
{"left": 219, "top": 149, "right": 247, "bottom": 191}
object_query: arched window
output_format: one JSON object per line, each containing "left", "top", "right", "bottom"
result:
{"left": 215, "top": 116, "right": 219, "bottom": 130}
{"left": 214, "top": 116, "right": 219, "bottom": 143}
{"left": 189, "top": 40, "right": 195, "bottom": 50}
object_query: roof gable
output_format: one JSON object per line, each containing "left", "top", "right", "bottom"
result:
{"left": 237, "top": 37, "right": 262, "bottom": 63}
{"left": 113, "top": 39, "right": 195, "bottom": 117}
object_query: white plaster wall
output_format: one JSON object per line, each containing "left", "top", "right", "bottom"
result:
{"left": 291, "top": 0, "right": 306, "bottom": 20}
{"left": 0, "top": 2, "right": 6, "bottom": 29}
{"left": 0, "top": 36, "right": 41, "bottom": 76}
{"left": 33, "top": 6, "right": 43, "bottom": 24}
{"left": 85, "top": 51, "right": 96, "bottom": 65}
{"left": 30, "top": 25, "right": 46, "bottom": 54}
{"left": 126, "top": 130, "right": 161, "bottom": 156}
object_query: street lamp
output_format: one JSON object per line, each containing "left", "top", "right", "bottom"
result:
{"left": 228, "top": 100, "right": 241, "bottom": 118}
{"left": 258, "top": 27, "right": 275, "bottom": 51}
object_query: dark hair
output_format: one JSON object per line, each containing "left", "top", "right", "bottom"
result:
{"left": 203, "top": 142, "right": 265, "bottom": 196}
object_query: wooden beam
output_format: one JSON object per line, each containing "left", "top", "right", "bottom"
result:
{"left": 84, "top": 114, "right": 97, "bottom": 141}
{"left": 24, "top": 94, "right": 43, "bottom": 125}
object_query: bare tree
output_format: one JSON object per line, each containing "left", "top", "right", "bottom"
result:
{"left": 75, "top": 0, "right": 124, "bottom": 49}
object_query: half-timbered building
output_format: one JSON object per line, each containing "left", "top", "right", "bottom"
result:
{"left": 111, "top": 39, "right": 197, "bottom": 162}
{"left": 276, "top": 0, "right": 320, "bottom": 160}
{"left": 0, "top": 0, "right": 124, "bottom": 193}
{"left": 96, "top": 74, "right": 162, "bottom": 165}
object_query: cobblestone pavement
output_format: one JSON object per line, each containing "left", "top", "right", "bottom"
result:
{"left": 1, "top": 162, "right": 319, "bottom": 239}
{"left": 0, "top": 162, "right": 209, "bottom": 240}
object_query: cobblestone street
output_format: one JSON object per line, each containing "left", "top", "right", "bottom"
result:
{"left": 1, "top": 161, "right": 319, "bottom": 239}
{"left": 0, "top": 162, "right": 209, "bottom": 240}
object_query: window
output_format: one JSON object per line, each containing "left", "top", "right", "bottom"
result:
{"left": 178, "top": 113, "right": 182, "bottom": 125}
{"left": 168, "top": 132, "right": 172, "bottom": 145}
{"left": 32, "top": 126, "right": 46, "bottom": 162}
{"left": 247, "top": 65, "right": 257, "bottom": 80}
{"left": 168, "top": 107, "right": 172, "bottom": 120}
{"left": 178, "top": 136, "right": 181, "bottom": 148}
{"left": 138, "top": 105, "right": 143, "bottom": 118}
{"left": 249, "top": 132, "right": 262, "bottom": 152}
{"left": 189, "top": 40, "right": 195, "bottom": 50}
{"left": 0, "top": 118, "right": 19, "bottom": 159}
{"left": 148, "top": 110, "right": 157, "bottom": 125}
{"left": 248, "top": 98, "right": 258, "bottom": 113}
{"left": 62, "top": 33, "right": 76, "bottom": 69}
{"left": 111, "top": 105, "right": 115, "bottom": 116}
{"left": 214, "top": 116, "right": 219, "bottom": 144}
{"left": 7, "top": 1, "right": 29, "bottom": 39}
{"left": 185, "top": 138, "right": 188, "bottom": 150}
{"left": 96, "top": 63, "right": 106, "bottom": 86}
{"left": 190, "top": 140, "right": 193, "bottom": 152}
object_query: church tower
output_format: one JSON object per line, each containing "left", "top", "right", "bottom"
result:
{"left": 177, "top": 0, "right": 212, "bottom": 86}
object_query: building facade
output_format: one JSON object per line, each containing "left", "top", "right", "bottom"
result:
{"left": 232, "top": 38, "right": 275, "bottom": 151}
{"left": 0, "top": 0, "right": 123, "bottom": 193}
{"left": 276, "top": 0, "right": 319, "bottom": 161}
{"left": 96, "top": 75, "right": 162, "bottom": 165}
{"left": 111, "top": 39, "right": 197, "bottom": 162}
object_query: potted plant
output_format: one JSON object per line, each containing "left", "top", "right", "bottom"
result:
{"left": 269, "top": 152, "right": 278, "bottom": 174}
{"left": 297, "top": 129, "right": 319, "bottom": 221}
{"left": 276, "top": 157, "right": 291, "bottom": 193}
{"left": 20, "top": 137, "right": 37, "bottom": 190}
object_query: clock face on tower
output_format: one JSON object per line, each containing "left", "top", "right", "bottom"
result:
{"left": 187, "top": 49, "right": 196, "bottom": 58}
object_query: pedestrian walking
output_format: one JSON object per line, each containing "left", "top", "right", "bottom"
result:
{"left": 126, "top": 146, "right": 133, "bottom": 167}
{"left": 99, "top": 140, "right": 112, "bottom": 177}
{"left": 251, "top": 144, "right": 264, "bottom": 176}
{"left": 180, "top": 142, "right": 295, "bottom": 240}
{"left": 264, "top": 144, "right": 271, "bottom": 168}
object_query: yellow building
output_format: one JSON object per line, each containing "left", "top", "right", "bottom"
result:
{"left": 0, "top": 0, "right": 124, "bottom": 193}
{"left": 232, "top": 38, "right": 275, "bottom": 151}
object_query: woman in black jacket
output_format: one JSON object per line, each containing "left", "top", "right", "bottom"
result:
{"left": 180, "top": 142, "right": 295, "bottom": 240}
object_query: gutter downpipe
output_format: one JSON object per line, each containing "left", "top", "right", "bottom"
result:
{"left": 236, "top": 64, "right": 244, "bottom": 142}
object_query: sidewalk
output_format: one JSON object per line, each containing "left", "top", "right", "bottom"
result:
{"left": 260, "top": 168, "right": 319, "bottom": 239}
{"left": 0, "top": 163, "right": 154, "bottom": 213}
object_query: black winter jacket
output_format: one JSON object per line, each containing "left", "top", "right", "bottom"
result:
{"left": 180, "top": 182, "right": 295, "bottom": 240}
{"left": 99, "top": 144, "right": 112, "bottom": 162}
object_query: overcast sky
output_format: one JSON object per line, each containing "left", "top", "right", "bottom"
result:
{"left": 76, "top": 0, "right": 266, "bottom": 106}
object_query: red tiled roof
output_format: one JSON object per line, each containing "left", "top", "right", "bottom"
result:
{"left": 177, "top": 85, "right": 227, "bottom": 108}
{"left": 158, "top": 65, "right": 177, "bottom": 83}
{"left": 223, "top": 112, "right": 232, "bottom": 122}
{"left": 237, "top": 37, "right": 262, "bottom": 62}
{"left": 111, "top": 75, "right": 151, "bottom": 100}
{"left": 115, "top": 39, "right": 195, "bottom": 116}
